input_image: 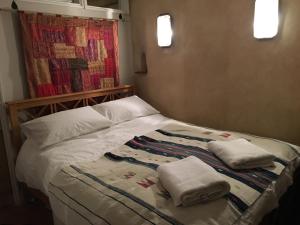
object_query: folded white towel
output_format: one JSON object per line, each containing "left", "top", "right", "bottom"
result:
{"left": 157, "top": 156, "right": 230, "bottom": 207}
{"left": 208, "top": 139, "right": 275, "bottom": 169}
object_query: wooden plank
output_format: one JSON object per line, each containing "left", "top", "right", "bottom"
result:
{"left": 7, "top": 85, "right": 133, "bottom": 108}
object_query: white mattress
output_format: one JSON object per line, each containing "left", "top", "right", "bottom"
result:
{"left": 16, "top": 114, "right": 174, "bottom": 195}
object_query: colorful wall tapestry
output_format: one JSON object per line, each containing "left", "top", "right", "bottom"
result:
{"left": 19, "top": 12, "right": 119, "bottom": 98}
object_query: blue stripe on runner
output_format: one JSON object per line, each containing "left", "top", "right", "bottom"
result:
{"left": 104, "top": 152, "right": 159, "bottom": 170}
{"left": 273, "top": 158, "right": 288, "bottom": 166}
{"left": 156, "top": 129, "right": 215, "bottom": 143}
{"left": 70, "top": 165, "right": 184, "bottom": 225}
{"left": 242, "top": 167, "right": 279, "bottom": 180}
{"left": 227, "top": 193, "right": 248, "bottom": 213}
{"left": 140, "top": 135, "right": 214, "bottom": 154}
{"left": 105, "top": 152, "right": 159, "bottom": 170}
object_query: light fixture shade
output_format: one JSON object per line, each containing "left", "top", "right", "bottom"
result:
{"left": 157, "top": 14, "right": 173, "bottom": 47}
{"left": 254, "top": 0, "right": 279, "bottom": 39}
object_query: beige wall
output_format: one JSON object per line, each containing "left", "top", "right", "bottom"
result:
{"left": 130, "top": 0, "right": 300, "bottom": 145}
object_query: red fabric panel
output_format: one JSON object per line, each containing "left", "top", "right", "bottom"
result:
{"left": 36, "top": 84, "right": 56, "bottom": 97}
{"left": 19, "top": 12, "right": 119, "bottom": 98}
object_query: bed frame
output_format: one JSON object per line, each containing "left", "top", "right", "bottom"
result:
{"left": 5, "top": 85, "right": 134, "bottom": 206}
{"left": 6, "top": 85, "right": 134, "bottom": 154}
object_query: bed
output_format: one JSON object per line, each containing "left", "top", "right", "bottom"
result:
{"left": 6, "top": 85, "right": 300, "bottom": 225}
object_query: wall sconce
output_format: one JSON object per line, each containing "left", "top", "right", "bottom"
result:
{"left": 157, "top": 14, "right": 173, "bottom": 47}
{"left": 253, "top": 0, "right": 279, "bottom": 39}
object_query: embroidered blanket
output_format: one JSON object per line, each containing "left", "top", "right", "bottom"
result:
{"left": 49, "top": 123, "right": 300, "bottom": 225}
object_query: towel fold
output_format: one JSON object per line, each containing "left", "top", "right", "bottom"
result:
{"left": 157, "top": 156, "right": 230, "bottom": 207}
{"left": 208, "top": 139, "right": 275, "bottom": 169}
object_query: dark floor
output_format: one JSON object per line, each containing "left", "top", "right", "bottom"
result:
{"left": 0, "top": 205, "right": 53, "bottom": 225}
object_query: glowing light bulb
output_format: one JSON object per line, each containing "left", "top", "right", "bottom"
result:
{"left": 157, "top": 14, "right": 173, "bottom": 47}
{"left": 254, "top": 0, "right": 279, "bottom": 39}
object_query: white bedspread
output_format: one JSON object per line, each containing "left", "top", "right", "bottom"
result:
{"left": 16, "top": 114, "right": 173, "bottom": 195}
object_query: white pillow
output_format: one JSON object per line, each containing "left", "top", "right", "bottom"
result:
{"left": 21, "top": 106, "right": 112, "bottom": 148}
{"left": 92, "top": 95, "right": 159, "bottom": 124}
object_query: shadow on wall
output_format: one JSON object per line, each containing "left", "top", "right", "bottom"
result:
{"left": 118, "top": 17, "right": 135, "bottom": 85}
{"left": 0, "top": 11, "right": 27, "bottom": 102}
{"left": 0, "top": 10, "right": 28, "bottom": 205}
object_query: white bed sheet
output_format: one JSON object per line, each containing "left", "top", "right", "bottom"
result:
{"left": 16, "top": 113, "right": 300, "bottom": 197}
{"left": 16, "top": 114, "right": 173, "bottom": 195}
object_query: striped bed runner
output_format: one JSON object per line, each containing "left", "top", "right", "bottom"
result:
{"left": 49, "top": 123, "right": 299, "bottom": 225}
